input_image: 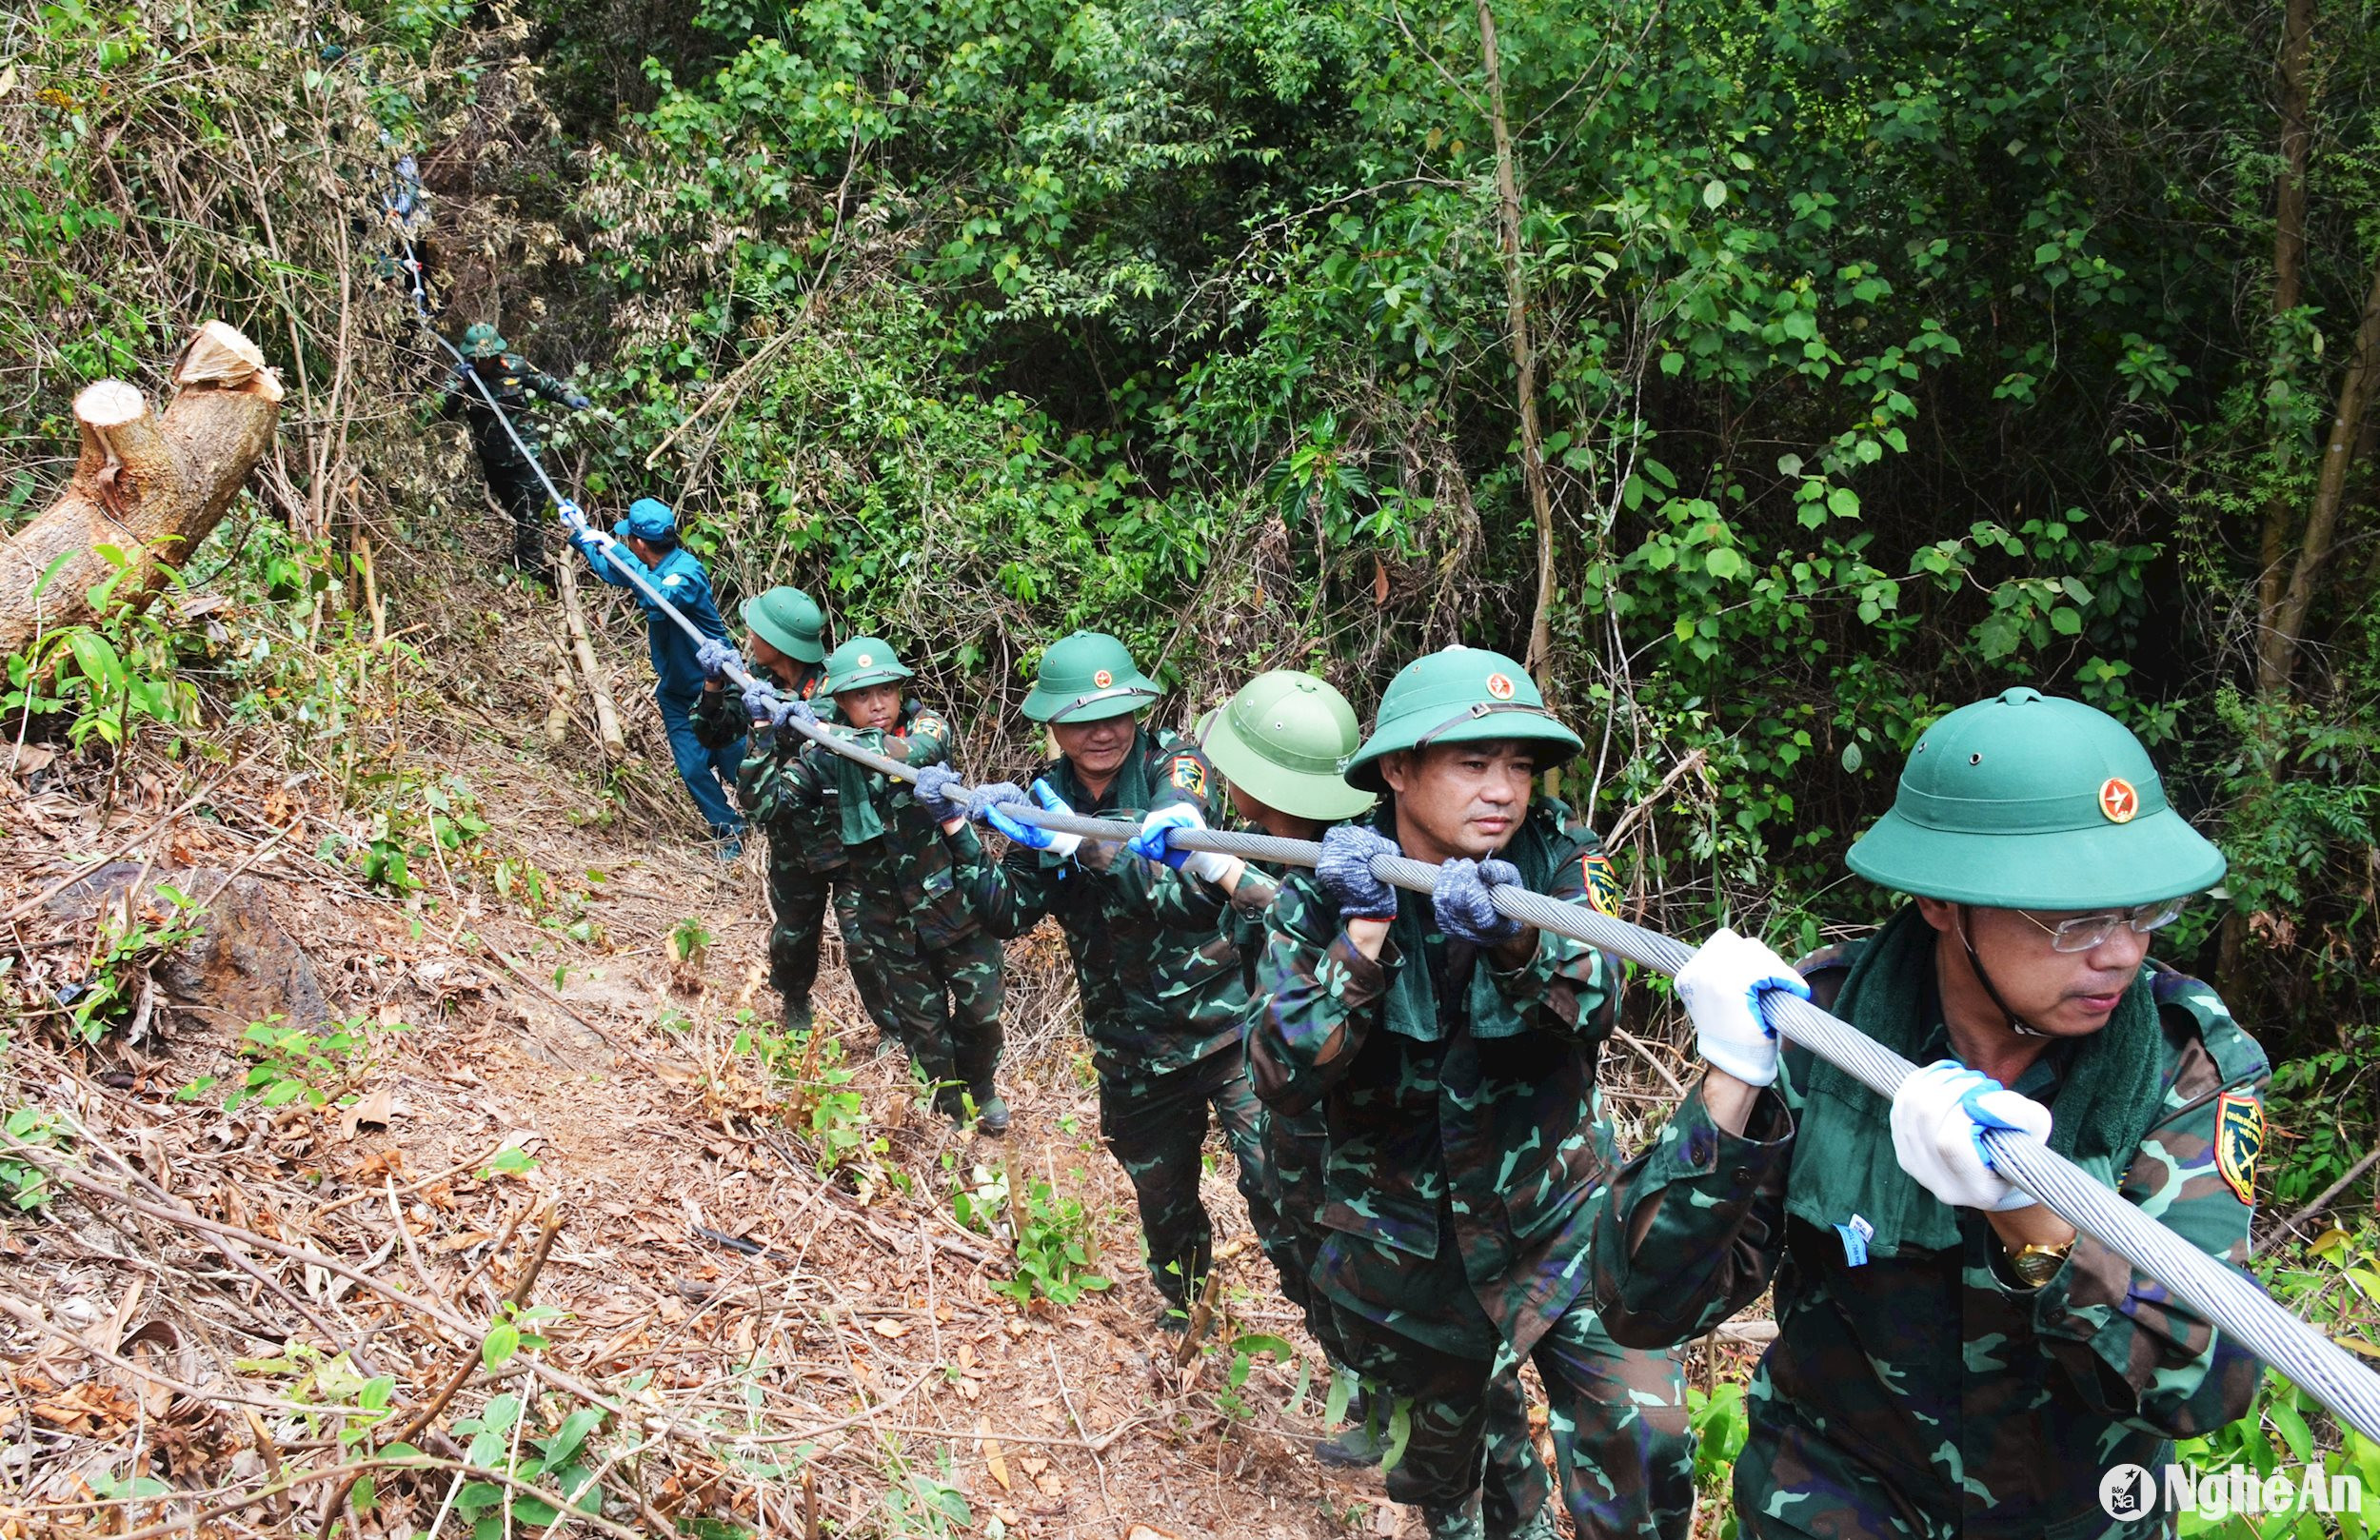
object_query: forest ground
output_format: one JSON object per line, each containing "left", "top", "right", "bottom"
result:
{"left": 0, "top": 495, "right": 1739, "bottom": 1539}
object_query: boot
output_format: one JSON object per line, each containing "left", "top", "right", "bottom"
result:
{"left": 1419, "top": 1496, "right": 1485, "bottom": 1540}
{"left": 968, "top": 1083, "right": 1010, "bottom": 1135}
{"left": 778, "top": 994, "right": 813, "bottom": 1035}
{"left": 1314, "top": 1371, "right": 1388, "bottom": 1469}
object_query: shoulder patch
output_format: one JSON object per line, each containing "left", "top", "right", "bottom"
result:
{"left": 1581, "top": 851, "right": 1620, "bottom": 917}
{"left": 2215, "top": 1092, "right": 2263, "bottom": 1205}
{"left": 1171, "top": 757, "right": 1208, "bottom": 799}
{"left": 662, "top": 572, "right": 684, "bottom": 585}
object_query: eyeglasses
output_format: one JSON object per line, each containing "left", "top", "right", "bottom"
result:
{"left": 2015, "top": 898, "right": 2187, "bottom": 954}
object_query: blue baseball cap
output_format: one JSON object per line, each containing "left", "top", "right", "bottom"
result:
{"left": 612, "top": 497, "right": 675, "bottom": 543}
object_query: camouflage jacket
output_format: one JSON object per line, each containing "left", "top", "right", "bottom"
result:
{"left": 762, "top": 701, "right": 981, "bottom": 952}
{"left": 439, "top": 355, "right": 573, "bottom": 465}
{"left": 1253, "top": 797, "right": 1622, "bottom": 1354}
{"left": 951, "top": 726, "right": 1240, "bottom": 1088}
{"left": 1590, "top": 945, "right": 2270, "bottom": 1537}
{"left": 693, "top": 669, "right": 842, "bottom": 877}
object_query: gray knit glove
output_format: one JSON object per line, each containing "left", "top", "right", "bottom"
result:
{"left": 1433, "top": 857, "right": 1522, "bottom": 944}
{"left": 1316, "top": 825, "right": 1400, "bottom": 919}
{"left": 913, "top": 765, "right": 966, "bottom": 822}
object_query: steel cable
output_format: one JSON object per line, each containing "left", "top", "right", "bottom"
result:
{"left": 367, "top": 151, "right": 2380, "bottom": 1442}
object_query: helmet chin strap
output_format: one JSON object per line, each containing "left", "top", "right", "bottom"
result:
{"left": 1955, "top": 904, "right": 2049, "bottom": 1038}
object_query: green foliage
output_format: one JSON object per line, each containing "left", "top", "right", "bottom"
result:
{"left": 668, "top": 914, "right": 713, "bottom": 967}
{"left": 321, "top": 769, "right": 489, "bottom": 896}
{"left": 68, "top": 881, "right": 203, "bottom": 1044}
{"left": 951, "top": 1162, "right": 1111, "bottom": 1307}
{"left": 451, "top": 1391, "right": 609, "bottom": 1534}
{"left": 4, "top": 547, "right": 199, "bottom": 753}
{"left": 0, "top": 1106, "right": 72, "bottom": 1212}
{"left": 1687, "top": 1382, "right": 1751, "bottom": 1536}
{"left": 190, "top": 1013, "right": 407, "bottom": 1113}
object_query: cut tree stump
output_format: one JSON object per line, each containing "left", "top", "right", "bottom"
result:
{"left": 0, "top": 321, "right": 283, "bottom": 660}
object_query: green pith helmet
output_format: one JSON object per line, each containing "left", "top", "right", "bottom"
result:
{"left": 1021, "top": 630, "right": 1161, "bottom": 722}
{"left": 1846, "top": 687, "right": 2226, "bottom": 909}
{"left": 821, "top": 636, "right": 914, "bottom": 697}
{"left": 742, "top": 586, "right": 827, "bottom": 664}
{"left": 1341, "top": 646, "right": 1583, "bottom": 793}
{"left": 461, "top": 323, "right": 506, "bottom": 359}
{"left": 1204, "top": 671, "right": 1378, "bottom": 822}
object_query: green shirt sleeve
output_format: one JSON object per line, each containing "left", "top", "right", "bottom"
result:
{"left": 1589, "top": 1077, "right": 1796, "bottom": 1350}
{"left": 2000, "top": 1035, "right": 2268, "bottom": 1438}
{"left": 947, "top": 822, "right": 1051, "bottom": 940}
{"left": 1251, "top": 871, "right": 1397, "bottom": 1110}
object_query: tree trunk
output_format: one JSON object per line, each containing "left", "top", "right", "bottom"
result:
{"left": 2256, "top": 0, "right": 2318, "bottom": 642}
{"left": 0, "top": 322, "right": 283, "bottom": 660}
{"left": 2258, "top": 254, "right": 2380, "bottom": 693}
{"left": 554, "top": 549, "right": 627, "bottom": 754}
{"left": 1476, "top": 0, "right": 1557, "bottom": 686}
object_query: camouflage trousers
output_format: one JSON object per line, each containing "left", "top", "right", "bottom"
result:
{"left": 1254, "top": 1104, "right": 1349, "bottom": 1363}
{"left": 1098, "top": 1047, "right": 1277, "bottom": 1312}
{"left": 870, "top": 929, "right": 1004, "bottom": 1094}
{"left": 1320, "top": 1231, "right": 1694, "bottom": 1539}
{"left": 482, "top": 459, "right": 546, "bottom": 572}
{"left": 805, "top": 881, "right": 892, "bottom": 1036}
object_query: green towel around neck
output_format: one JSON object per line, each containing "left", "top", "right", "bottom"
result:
{"left": 828, "top": 730, "right": 888, "bottom": 846}
{"left": 1783, "top": 902, "right": 2164, "bottom": 1257}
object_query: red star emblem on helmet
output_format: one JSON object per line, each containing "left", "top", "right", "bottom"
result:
{"left": 2099, "top": 777, "right": 2138, "bottom": 824}
{"left": 1485, "top": 673, "right": 1516, "bottom": 701}
{"left": 1093, "top": 668, "right": 1114, "bottom": 688}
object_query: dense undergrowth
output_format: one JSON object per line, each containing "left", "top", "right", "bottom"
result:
{"left": 5, "top": 0, "right": 2380, "bottom": 1526}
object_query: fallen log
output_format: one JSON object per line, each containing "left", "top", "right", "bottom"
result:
{"left": 0, "top": 321, "right": 282, "bottom": 660}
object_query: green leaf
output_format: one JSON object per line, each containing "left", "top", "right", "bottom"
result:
{"left": 1703, "top": 180, "right": 1728, "bottom": 209}
{"left": 1380, "top": 1401, "right": 1415, "bottom": 1473}
{"left": 482, "top": 1319, "right": 521, "bottom": 1372}
{"left": 1826, "top": 486, "right": 1860, "bottom": 520}
{"left": 2270, "top": 1398, "right": 2315, "bottom": 1464}
{"left": 2050, "top": 606, "right": 2084, "bottom": 636}
{"left": 1840, "top": 740, "right": 1863, "bottom": 773}
{"left": 1705, "top": 546, "right": 1745, "bottom": 580}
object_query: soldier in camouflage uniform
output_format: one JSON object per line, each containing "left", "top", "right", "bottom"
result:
{"left": 439, "top": 323, "right": 587, "bottom": 576}
{"left": 1125, "top": 671, "right": 1396, "bottom": 1459}
{"left": 1591, "top": 687, "right": 2269, "bottom": 1539}
{"left": 693, "top": 586, "right": 894, "bottom": 1034}
{"left": 1255, "top": 647, "right": 1692, "bottom": 1540}
{"left": 933, "top": 631, "right": 1275, "bottom": 1319}
{"left": 763, "top": 638, "right": 1008, "bottom": 1132}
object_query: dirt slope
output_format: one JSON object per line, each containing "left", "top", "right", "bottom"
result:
{"left": 0, "top": 516, "right": 1438, "bottom": 1540}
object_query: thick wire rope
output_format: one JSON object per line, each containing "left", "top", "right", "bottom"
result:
{"left": 369, "top": 154, "right": 2380, "bottom": 1441}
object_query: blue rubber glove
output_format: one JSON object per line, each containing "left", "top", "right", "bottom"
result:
{"left": 983, "top": 780, "right": 1082, "bottom": 858}
{"left": 1316, "top": 825, "right": 1400, "bottom": 919}
{"left": 1131, "top": 804, "right": 1234, "bottom": 883}
{"left": 1674, "top": 928, "right": 1809, "bottom": 1088}
{"left": 1434, "top": 857, "right": 1523, "bottom": 944}
{"left": 1890, "top": 1061, "right": 2052, "bottom": 1212}
{"left": 913, "top": 765, "right": 966, "bottom": 823}
{"left": 696, "top": 639, "right": 742, "bottom": 683}
{"left": 566, "top": 392, "right": 593, "bottom": 410}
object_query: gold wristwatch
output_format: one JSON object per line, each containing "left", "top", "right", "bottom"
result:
{"left": 2007, "top": 1239, "right": 2074, "bottom": 1288}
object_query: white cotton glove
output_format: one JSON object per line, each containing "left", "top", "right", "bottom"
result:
{"left": 1890, "top": 1060, "right": 2052, "bottom": 1212}
{"left": 1674, "top": 928, "right": 1808, "bottom": 1088}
